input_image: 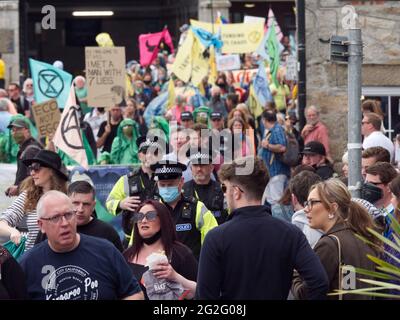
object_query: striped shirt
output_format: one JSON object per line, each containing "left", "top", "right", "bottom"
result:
{"left": 0, "top": 192, "right": 39, "bottom": 251}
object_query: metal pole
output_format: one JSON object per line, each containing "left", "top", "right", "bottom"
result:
{"left": 296, "top": 0, "right": 306, "bottom": 131}
{"left": 347, "top": 28, "right": 363, "bottom": 198}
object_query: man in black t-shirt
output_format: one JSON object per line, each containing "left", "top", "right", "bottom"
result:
{"left": 96, "top": 105, "right": 123, "bottom": 153}
{"left": 36, "top": 181, "right": 124, "bottom": 252}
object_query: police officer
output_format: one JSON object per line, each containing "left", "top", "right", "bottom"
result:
{"left": 106, "top": 136, "right": 162, "bottom": 243}
{"left": 143, "top": 158, "right": 218, "bottom": 259}
{"left": 183, "top": 147, "right": 227, "bottom": 224}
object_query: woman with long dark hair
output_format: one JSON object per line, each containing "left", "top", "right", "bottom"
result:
{"left": 123, "top": 199, "right": 198, "bottom": 299}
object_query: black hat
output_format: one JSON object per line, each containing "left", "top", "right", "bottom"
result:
{"left": 210, "top": 112, "right": 222, "bottom": 120}
{"left": 189, "top": 147, "right": 213, "bottom": 165}
{"left": 8, "top": 118, "right": 29, "bottom": 129}
{"left": 22, "top": 150, "right": 69, "bottom": 181}
{"left": 302, "top": 141, "right": 326, "bottom": 156}
{"left": 150, "top": 159, "right": 187, "bottom": 180}
{"left": 136, "top": 136, "right": 162, "bottom": 153}
{"left": 181, "top": 112, "right": 193, "bottom": 121}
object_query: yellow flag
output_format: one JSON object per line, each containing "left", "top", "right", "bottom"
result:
{"left": 167, "top": 78, "right": 176, "bottom": 110}
{"left": 208, "top": 46, "right": 218, "bottom": 86}
{"left": 125, "top": 74, "right": 133, "bottom": 97}
{"left": 191, "top": 36, "right": 209, "bottom": 87}
{"left": 171, "top": 30, "right": 194, "bottom": 83}
{"left": 95, "top": 33, "right": 114, "bottom": 47}
{"left": 248, "top": 84, "right": 264, "bottom": 119}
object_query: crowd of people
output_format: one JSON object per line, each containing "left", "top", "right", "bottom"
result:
{"left": 0, "top": 27, "right": 399, "bottom": 301}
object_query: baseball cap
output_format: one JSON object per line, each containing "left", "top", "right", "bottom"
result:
{"left": 302, "top": 141, "right": 326, "bottom": 156}
{"left": 8, "top": 118, "right": 29, "bottom": 129}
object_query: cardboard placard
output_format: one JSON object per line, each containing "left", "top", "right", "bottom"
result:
{"left": 85, "top": 47, "right": 126, "bottom": 107}
{"left": 216, "top": 54, "right": 241, "bottom": 71}
{"left": 31, "top": 99, "right": 61, "bottom": 138}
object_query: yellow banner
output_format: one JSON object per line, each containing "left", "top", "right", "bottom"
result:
{"left": 171, "top": 30, "right": 209, "bottom": 86}
{"left": 191, "top": 35, "right": 209, "bottom": 86}
{"left": 171, "top": 30, "right": 194, "bottom": 83}
{"left": 190, "top": 20, "right": 264, "bottom": 54}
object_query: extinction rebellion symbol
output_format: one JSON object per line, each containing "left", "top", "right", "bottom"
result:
{"left": 38, "top": 69, "right": 64, "bottom": 98}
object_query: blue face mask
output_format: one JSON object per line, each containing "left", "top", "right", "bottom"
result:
{"left": 159, "top": 186, "right": 180, "bottom": 203}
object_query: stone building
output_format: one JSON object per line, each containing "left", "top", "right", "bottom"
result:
{"left": 306, "top": 0, "right": 400, "bottom": 161}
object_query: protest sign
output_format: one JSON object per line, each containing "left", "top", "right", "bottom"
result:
{"left": 285, "top": 56, "right": 298, "bottom": 80}
{"left": 244, "top": 15, "right": 266, "bottom": 25}
{"left": 31, "top": 99, "right": 61, "bottom": 138}
{"left": 85, "top": 47, "right": 126, "bottom": 107}
{"left": 190, "top": 20, "right": 264, "bottom": 54}
{"left": 216, "top": 54, "right": 241, "bottom": 71}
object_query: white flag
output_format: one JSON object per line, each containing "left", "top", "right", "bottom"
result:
{"left": 53, "top": 84, "right": 89, "bottom": 169}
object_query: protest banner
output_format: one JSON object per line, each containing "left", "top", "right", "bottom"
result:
{"left": 190, "top": 20, "right": 264, "bottom": 54}
{"left": 85, "top": 47, "right": 126, "bottom": 107}
{"left": 216, "top": 54, "right": 241, "bottom": 71}
{"left": 29, "top": 58, "right": 73, "bottom": 108}
{"left": 31, "top": 99, "right": 61, "bottom": 138}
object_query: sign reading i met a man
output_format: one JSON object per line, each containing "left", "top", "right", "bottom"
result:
{"left": 85, "top": 47, "right": 126, "bottom": 107}
{"left": 31, "top": 99, "right": 61, "bottom": 138}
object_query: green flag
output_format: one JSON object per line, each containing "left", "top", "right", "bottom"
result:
{"left": 267, "top": 23, "right": 280, "bottom": 87}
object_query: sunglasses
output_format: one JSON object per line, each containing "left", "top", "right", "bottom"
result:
{"left": 133, "top": 211, "right": 158, "bottom": 223}
{"left": 28, "top": 162, "right": 43, "bottom": 173}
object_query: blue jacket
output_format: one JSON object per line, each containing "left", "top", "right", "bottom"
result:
{"left": 196, "top": 205, "right": 329, "bottom": 300}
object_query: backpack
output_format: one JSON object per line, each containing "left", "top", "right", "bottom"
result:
{"left": 278, "top": 131, "right": 300, "bottom": 167}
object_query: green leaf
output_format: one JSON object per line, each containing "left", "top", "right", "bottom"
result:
{"left": 392, "top": 233, "right": 400, "bottom": 249}
{"left": 353, "top": 267, "right": 398, "bottom": 281}
{"left": 367, "top": 227, "right": 400, "bottom": 253}
{"left": 367, "top": 254, "right": 400, "bottom": 271}
{"left": 376, "top": 266, "right": 400, "bottom": 278}
{"left": 354, "top": 233, "right": 383, "bottom": 252}
{"left": 358, "top": 278, "right": 400, "bottom": 289}
{"left": 329, "top": 290, "right": 400, "bottom": 299}
{"left": 387, "top": 214, "right": 400, "bottom": 236}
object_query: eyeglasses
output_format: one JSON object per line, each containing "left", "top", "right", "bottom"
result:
{"left": 133, "top": 211, "right": 158, "bottom": 223}
{"left": 40, "top": 211, "right": 76, "bottom": 224}
{"left": 304, "top": 199, "right": 322, "bottom": 210}
{"left": 211, "top": 118, "right": 222, "bottom": 122}
{"left": 233, "top": 185, "right": 244, "bottom": 193}
{"left": 28, "top": 163, "right": 42, "bottom": 173}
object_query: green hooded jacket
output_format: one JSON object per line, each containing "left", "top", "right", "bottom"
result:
{"left": 110, "top": 118, "right": 140, "bottom": 165}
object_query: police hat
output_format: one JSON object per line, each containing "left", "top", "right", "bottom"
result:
{"left": 181, "top": 112, "right": 193, "bottom": 121}
{"left": 8, "top": 118, "right": 29, "bottom": 129}
{"left": 210, "top": 112, "right": 222, "bottom": 120}
{"left": 136, "top": 136, "right": 162, "bottom": 153}
{"left": 189, "top": 147, "right": 213, "bottom": 165}
{"left": 150, "top": 159, "right": 187, "bottom": 180}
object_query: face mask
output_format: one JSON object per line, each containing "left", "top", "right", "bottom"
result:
{"left": 12, "top": 131, "right": 25, "bottom": 144}
{"left": 122, "top": 126, "right": 133, "bottom": 137}
{"left": 159, "top": 186, "right": 180, "bottom": 203}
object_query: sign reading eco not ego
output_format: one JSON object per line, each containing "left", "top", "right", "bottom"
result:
{"left": 31, "top": 99, "right": 61, "bottom": 138}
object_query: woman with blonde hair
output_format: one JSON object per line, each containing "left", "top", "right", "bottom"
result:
{"left": 292, "top": 178, "right": 381, "bottom": 300}
{"left": 0, "top": 150, "right": 68, "bottom": 252}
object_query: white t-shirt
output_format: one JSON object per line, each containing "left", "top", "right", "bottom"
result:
{"left": 363, "top": 131, "right": 394, "bottom": 161}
